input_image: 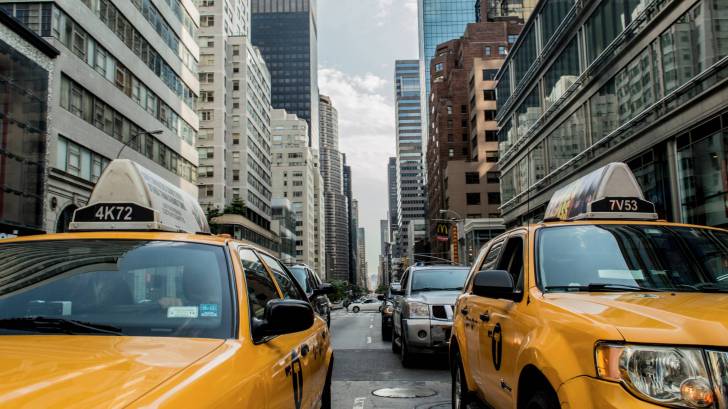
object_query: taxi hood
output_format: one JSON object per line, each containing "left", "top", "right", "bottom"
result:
{"left": 0, "top": 336, "right": 225, "bottom": 408}
{"left": 544, "top": 292, "right": 728, "bottom": 346}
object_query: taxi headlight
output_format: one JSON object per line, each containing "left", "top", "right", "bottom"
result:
{"left": 405, "top": 302, "right": 429, "bottom": 319}
{"left": 596, "top": 344, "right": 715, "bottom": 408}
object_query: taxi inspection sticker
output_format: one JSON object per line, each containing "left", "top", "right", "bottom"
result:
{"left": 199, "top": 304, "right": 219, "bottom": 318}
{"left": 167, "top": 306, "right": 199, "bottom": 318}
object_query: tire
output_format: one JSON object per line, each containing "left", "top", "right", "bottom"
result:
{"left": 378, "top": 306, "right": 383, "bottom": 312}
{"left": 451, "top": 349, "right": 472, "bottom": 409}
{"left": 392, "top": 329, "right": 401, "bottom": 353}
{"left": 352, "top": 306, "right": 360, "bottom": 313}
{"left": 400, "top": 331, "right": 414, "bottom": 367}
{"left": 327, "top": 312, "right": 331, "bottom": 328}
{"left": 382, "top": 324, "right": 392, "bottom": 341}
{"left": 321, "top": 360, "right": 333, "bottom": 409}
{"left": 524, "top": 384, "right": 560, "bottom": 409}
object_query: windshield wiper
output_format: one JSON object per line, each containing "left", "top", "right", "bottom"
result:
{"left": 412, "top": 287, "right": 463, "bottom": 292}
{"left": 545, "top": 283, "right": 665, "bottom": 293}
{"left": 0, "top": 317, "right": 123, "bottom": 335}
{"left": 674, "top": 283, "right": 728, "bottom": 293}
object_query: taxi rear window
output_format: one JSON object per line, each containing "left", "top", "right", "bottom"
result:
{"left": 0, "top": 240, "right": 234, "bottom": 339}
{"left": 537, "top": 225, "right": 728, "bottom": 292}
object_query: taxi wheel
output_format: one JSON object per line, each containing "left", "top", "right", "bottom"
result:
{"left": 523, "top": 383, "right": 559, "bottom": 409}
{"left": 352, "top": 306, "right": 360, "bottom": 313}
{"left": 451, "top": 350, "right": 472, "bottom": 409}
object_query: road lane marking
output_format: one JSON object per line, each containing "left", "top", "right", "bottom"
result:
{"left": 366, "top": 336, "right": 372, "bottom": 344}
{"left": 369, "top": 324, "right": 373, "bottom": 329}
{"left": 353, "top": 397, "right": 365, "bottom": 409}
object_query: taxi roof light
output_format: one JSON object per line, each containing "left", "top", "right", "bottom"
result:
{"left": 69, "top": 159, "right": 210, "bottom": 234}
{"left": 544, "top": 162, "right": 658, "bottom": 222}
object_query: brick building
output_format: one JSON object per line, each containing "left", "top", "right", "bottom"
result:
{"left": 426, "top": 19, "right": 523, "bottom": 259}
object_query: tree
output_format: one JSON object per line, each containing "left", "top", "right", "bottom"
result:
{"left": 375, "top": 283, "right": 388, "bottom": 294}
{"left": 206, "top": 206, "right": 221, "bottom": 222}
{"left": 223, "top": 198, "right": 246, "bottom": 216}
{"left": 328, "top": 280, "right": 349, "bottom": 302}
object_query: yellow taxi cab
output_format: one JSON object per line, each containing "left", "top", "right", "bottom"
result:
{"left": 0, "top": 159, "right": 334, "bottom": 408}
{"left": 450, "top": 162, "right": 728, "bottom": 409}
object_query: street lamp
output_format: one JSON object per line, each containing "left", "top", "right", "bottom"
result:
{"left": 116, "top": 129, "right": 163, "bottom": 159}
{"left": 439, "top": 209, "right": 463, "bottom": 221}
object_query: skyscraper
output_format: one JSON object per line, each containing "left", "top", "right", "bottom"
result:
{"left": 319, "top": 95, "right": 349, "bottom": 282}
{"left": 418, "top": 0, "right": 476, "bottom": 102}
{"left": 387, "top": 157, "right": 398, "bottom": 244}
{"left": 196, "top": 0, "right": 273, "bottom": 230}
{"left": 251, "top": 0, "right": 319, "bottom": 148}
{"left": 345, "top": 164, "right": 358, "bottom": 285}
{"left": 0, "top": 1, "right": 199, "bottom": 234}
{"left": 393, "top": 60, "right": 427, "bottom": 263}
{"left": 357, "top": 227, "right": 367, "bottom": 289}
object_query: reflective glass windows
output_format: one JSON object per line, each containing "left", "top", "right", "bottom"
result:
{"left": 529, "top": 141, "right": 547, "bottom": 184}
{"left": 590, "top": 77, "right": 618, "bottom": 141}
{"left": 540, "top": 0, "right": 572, "bottom": 47}
{"left": 496, "top": 64, "right": 511, "bottom": 108}
{"left": 547, "top": 108, "right": 586, "bottom": 171}
{"left": 0, "top": 38, "right": 48, "bottom": 232}
{"left": 498, "top": 118, "right": 515, "bottom": 155}
{"left": 585, "top": 0, "right": 646, "bottom": 63}
{"left": 616, "top": 46, "right": 657, "bottom": 123}
{"left": 544, "top": 38, "right": 580, "bottom": 108}
{"left": 516, "top": 86, "right": 541, "bottom": 138}
{"left": 677, "top": 125, "right": 728, "bottom": 227}
{"left": 627, "top": 145, "right": 672, "bottom": 220}
{"left": 514, "top": 26, "right": 537, "bottom": 83}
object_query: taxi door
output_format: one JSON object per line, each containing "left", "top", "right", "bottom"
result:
{"left": 258, "top": 252, "right": 329, "bottom": 409}
{"left": 460, "top": 237, "right": 504, "bottom": 392}
{"left": 238, "top": 248, "right": 315, "bottom": 409}
{"left": 476, "top": 232, "right": 529, "bottom": 409}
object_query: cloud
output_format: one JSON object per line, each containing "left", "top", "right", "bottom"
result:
{"left": 319, "top": 67, "right": 396, "bottom": 285}
{"left": 375, "top": 0, "right": 394, "bottom": 25}
{"left": 404, "top": 0, "right": 418, "bottom": 14}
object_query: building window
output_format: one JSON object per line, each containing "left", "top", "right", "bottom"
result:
{"left": 484, "top": 110, "right": 497, "bottom": 121}
{"left": 498, "top": 46, "right": 507, "bottom": 55}
{"left": 488, "top": 192, "right": 501, "bottom": 204}
{"left": 232, "top": 45, "right": 240, "bottom": 56}
{"left": 485, "top": 130, "right": 498, "bottom": 142}
{"left": 508, "top": 34, "right": 518, "bottom": 44}
{"left": 466, "top": 193, "right": 481, "bottom": 205}
{"left": 200, "top": 90, "right": 214, "bottom": 102}
{"left": 201, "top": 15, "right": 214, "bottom": 27}
{"left": 486, "top": 171, "right": 500, "bottom": 183}
{"left": 201, "top": 110, "right": 213, "bottom": 121}
{"left": 484, "top": 46, "right": 491, "bottom": 56}
{"left": 233, "top": 80, "right": 240, "bottom": 91}
{"left": 547, "top": 108, "right": 587, "bottom": 172}
{"left": 483, "top": 90, "right": 496, "bottom": 100}
{"left": 483, "top": 69, "right": 498, "bottom": 81}
{"left": 435, "top": 62, "right": 443, "bottom": 72}
{"left": 485, "top": 151, "right": 499, "bottom": 162}
{"left": 232, "top": 151, "right": 241, "bottom": 161}
{"left": 232, "top": 133, "right": 240, "bottom": 144}
{"left": 233, "top": 169, "right": 240, "bottom": 181}
{"left": 544, "top": 38, "right": 580, "bottom": 108}
{"left": 57, "top": 136, "right": 110, "bottom": 182}
{"left": 465, "top": 172, "right": 480, "bottom": 184}
{"left": 448, "top": 148, "right": 454, "bottom": 158}
{"left": 199, "top": 72, "right": 214, "bottom": 83}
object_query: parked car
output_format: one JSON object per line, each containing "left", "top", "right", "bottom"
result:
{"left": 289, "top": 264, "right": 333, "bottom": 327}
{"left": 392, "top": 264, "right": 470, "bottom": 367}
{"left": 349, "top": 298, "right": 381, "bottom": 313}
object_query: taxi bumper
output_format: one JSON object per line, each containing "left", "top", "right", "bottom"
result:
{"left": 403, "top": 318, "right": 451, "bottom": 353}
{"left": 557, "top": 376, "right": 664, "bottom": 409}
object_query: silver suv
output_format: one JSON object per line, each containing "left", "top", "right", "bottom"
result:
{"left": 391, "top": 265, "right": 470, "bottom": 367}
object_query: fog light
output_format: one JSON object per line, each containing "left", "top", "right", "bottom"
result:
{"left": 680, "top": 378, "right": 713, "bottom": 407}
{"left": 418, "top": 330, "right": 427, "bottom": 339}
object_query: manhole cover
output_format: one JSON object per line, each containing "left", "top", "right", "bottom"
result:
{"left": 372, "top": 387, "right": 437, "bottom": 398}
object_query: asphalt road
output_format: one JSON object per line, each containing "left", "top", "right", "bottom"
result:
{"left": 330, "top": 309, "right": 454, "bottom": 409}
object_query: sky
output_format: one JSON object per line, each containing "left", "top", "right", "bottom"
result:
{"left": 318, "top": 0, "right": 418, "bottom": 288}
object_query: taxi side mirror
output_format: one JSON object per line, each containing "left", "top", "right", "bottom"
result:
{"left": 312, "top": 282, "right": 335, "bottom": 297}
{"left": 472, "top": 270, "right": 515, "bottom": 300}
{"left": 253, "top": 299, "right": 314, "bottom": 339}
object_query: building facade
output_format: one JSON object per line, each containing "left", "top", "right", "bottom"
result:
{"left": 196, "top": 0, "right": 272, "bottom": 230}
{"left": 270, "top": 109, "right": 325, "bottom": 272}
{"left": 0, "top": 8, "right": 58, "bottom": 237}
{"left": 344, "top": 160, "right": 358, "bottom": 285}
{"left": 393, "top": 60, "right": 427, "bottom": 265}
{"left": 319, "top": 94, "right": 349, "bottom": 281}
{"left": 386, "top": 156, "right": 399, "bottom": 245}
{"left": 0, "top": 0, "right": 200, "bottom": 234}
{"left": 496, "top": 0, "right": 728, "bottom": 230}
{"left": 251, "top": 0, "right": 318, "bottom": 148}
{"left": 357, "top": 227, "right": 367, "bottom": 289}
{"left": 426, "top": 20, "right": 522, "bottom": 258}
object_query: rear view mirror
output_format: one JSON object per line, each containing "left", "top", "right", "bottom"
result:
{"left": 312, "top": 282, "right": 335, "bottom": 297}
{"left": 472, "top": 270, "right": 515, "bottom": 300}
{"left": 253, "top": 299, "right": 313, "bottom": 339}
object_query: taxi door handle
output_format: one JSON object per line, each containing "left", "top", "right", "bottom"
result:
{"left": 300, "top": 344, "right": 309, "bottom": 357}
{"left": 480, "top": 312, "right": 490, "bottom": 322}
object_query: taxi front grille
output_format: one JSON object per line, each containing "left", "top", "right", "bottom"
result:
{"left": 707, "top": 350, "right": 728, "bottom": 408}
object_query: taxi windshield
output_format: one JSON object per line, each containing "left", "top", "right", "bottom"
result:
{"left": 538, "top": 225, "right": 728, "bottom": 292}
{"left": 0, "top": 240, "right": 233, "bottom": 338}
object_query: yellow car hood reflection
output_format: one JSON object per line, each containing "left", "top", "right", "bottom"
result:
{"left": 0, "top": 335, "right": 225, "bottom": 408}
{"left": 545, "top": 292, "right": 728, "bottom": 346}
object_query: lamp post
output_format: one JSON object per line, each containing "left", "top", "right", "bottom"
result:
{"left": 116, "top": 129, "right": 163, "bottom": 159}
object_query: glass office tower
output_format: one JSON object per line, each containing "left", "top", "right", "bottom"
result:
{"left": 251, "top": 0, "right": 319, "bottom": 148}
{"left": 418, "top": 0, "right": 477, "bottom": 101}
